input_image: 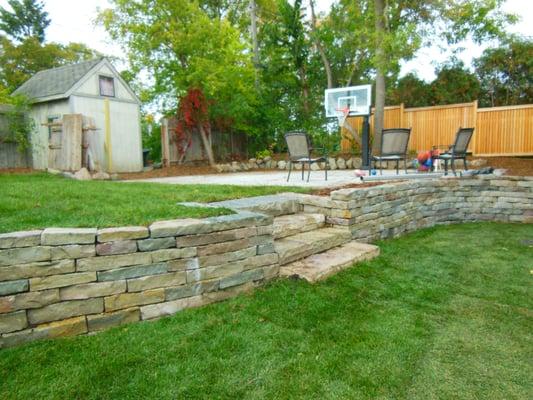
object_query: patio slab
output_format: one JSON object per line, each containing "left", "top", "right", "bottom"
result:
{"left": 128, "top": 169, "right": 444, "bottom": 189}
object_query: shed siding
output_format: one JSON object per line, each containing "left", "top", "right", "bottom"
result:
{"left": 73, "top": 64, "right": 136, "bottom": 102}
{"left": 29, "top": 100, "right": 70, "bottom": 170}
{"left": 70, "top": 95, "right": 142, "bottom": 172}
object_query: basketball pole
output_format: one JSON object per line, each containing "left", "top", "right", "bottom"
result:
{"left": 362, "top": 115, "right": 370, "bottom": 170}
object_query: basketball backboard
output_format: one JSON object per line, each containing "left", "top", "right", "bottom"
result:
{"left": 324, "top": 85, "right": 371, "bottom": 118}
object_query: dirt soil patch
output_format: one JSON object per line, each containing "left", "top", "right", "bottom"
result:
{"left": 119, "top": 165, "right": 218, "bottom": 180}
{"left": 480, "top": 157, "right": 533, "bottom": 176}
{"left": 0, "top": 168, "right": 35, "bottom": 175}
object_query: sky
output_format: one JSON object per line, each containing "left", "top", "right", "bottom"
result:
{"left": 1, "top": 0, "right": 531, "bottom": 83}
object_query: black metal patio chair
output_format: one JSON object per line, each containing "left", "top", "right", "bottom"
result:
{"left": 372, "top": 128, "right": 412, "bottom": 175}
{"left": 284, "top": 131, "right": 329, "bottom": 182}
{"left": 434, "top": 127, "right": 475, "bottom": 176}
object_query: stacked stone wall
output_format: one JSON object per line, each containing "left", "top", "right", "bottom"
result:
{"left": 0, "top": 212, "right": 277, "bottom": 348}
{"left": 298, "top": 176, "right": 532, "bottom": 241}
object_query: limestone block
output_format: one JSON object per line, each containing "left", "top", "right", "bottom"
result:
{"left": 0, "top": 310, "right": 27, "bottom": 333}
{"left": 277, "top": 160, "right": 286, "bottom": 169}
{"left": 74, "top": 168, "right": 91, "bottom": 180}
{"left": 219, "top": 268, "right": 264, "bottom": 289}
{"left": 97, "top": 262, "right": 167, "bottom": 282}
{"left": 0, "top": 259, "right": 74, "bottom": 281}
{"left": 328, "top": 157, "right": 337, "bottom": 170}
{"left": 51, "top": 244, "right": 95, "bottom": 260}
{"left": 127, "top": 271, "right": 186, "bottom": 292}
{"left": 60, "top": 281, "right": 126, "bottom": 300}
{"left": 96, "top": 240, "right": 138, "bottom": 256}
{"left": 137, "top": 237, "right": 175, "bottom": 252}
{"left": 176, "top": 227, "right": 256, "bottom": 248}
{"left": 310, "top": 163, "right": 320, "bottom": 171}
{"left": 140, "top": 295, "right": 205, "bottom": 320}
{"left": 87, "top": 308, "right": 140, "bottom": 332}
{"left": 203, "top": 282, "right": 255, "bottom": 303}
{"left": 149, "top": 218, "right": 207, "bottom": 238}
{"left": 165, "top": 280, "right": 219, "bottom": 301}
{"left": 0, "top": 289, "right": 59, "bottom": 314}
{"left": 198, "top": 246, "right": 256, "bottom": 268}
{"left": 97, "top": 226, "right": 149, "bottom": 242}
{"left": 150, "top": 247, "right": 197, "bottom": 263}
{"left": 345, "top": 158, "right": 353, "bottom": 169}
{"left": 30, "top": 271, "right": 96, "bottom": 291}
{"left": 76, "top": 252, "right": 152, "bottom": 272}
{"left": 0, "top": 246, "right": 51, "bottom": 267}
{"left": 41, "top": 228, "right": 96, "bottom": 245}
{"left": 0, "top": 230, "right": 42, "bottom": 249}
{"left": 0, "top": 316, "right": 87, "bottom": 348}
{"left": 337, "top": 157, "right": 346, "bottom": 169}
{"left": 197, "top": 238, "right": 252, "bottom": 256}
{"left": 257, "top": 243, "right": 276, "bottom": 255}
{"left": 167, "top": 258, "right": 199, "bottom": 272}
{"left": 104, "top": 289, "right": 165, "bottom": 312}
{"left": 186, "top": 262, "right": 243, "bottom": 283}
{"left": 0, "top": 279, "right": 28, "bottom": 296}
{"left": 28, "top": 298, "right": 103, "bottom": 325}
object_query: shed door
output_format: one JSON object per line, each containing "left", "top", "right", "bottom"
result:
{"left": 47, "top": 114, "right": 83, "bottom": 171}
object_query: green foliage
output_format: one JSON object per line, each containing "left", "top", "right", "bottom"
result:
{"left": 430, "top": 60, "right": 480, "bottom": 105}
{"left": 474, "top": 36, "right": 533, "bottom": 107}
{"left": 0, "top": 94, "right": 34, "bottom": 152}
{"left": 387, "top": 73, "right": 432, "bottom": 107}
{"left": 141, "top": 117, "right": 161, "bottom": 163}
{"left": 0, "top": 0, "right": 50, "bottom": 43}
{"left": 0, "top": 36, "right": 100, "bottom": 92}
{"left": 0, "top": 223, "right": 531, "bottom": 398}
{"left": 254, "top": 148, "right": 272, "bottom": 159}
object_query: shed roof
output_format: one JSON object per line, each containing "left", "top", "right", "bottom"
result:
{"left": 13, "top": 58, "right": 104, "bottom": 101}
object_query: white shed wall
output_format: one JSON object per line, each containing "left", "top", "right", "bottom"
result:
{"left": 73, "top": 64, "right": 136, "bottom": 102}
{"left": 29, "top": 99, "right": 71, "bottom": 170}
{"left": 70, "top": 95, "right": 142, "bottom": 172}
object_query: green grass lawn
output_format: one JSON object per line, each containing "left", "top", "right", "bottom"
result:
{"left": 1, "top": 223, "right": 532, "bottom": 399}
{"left": 0, "top": 173, "right": 309, "bottom": 233}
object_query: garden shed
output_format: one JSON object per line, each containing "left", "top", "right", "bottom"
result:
{"left": 13, "top": 57, "right": 143, "bottom": 172}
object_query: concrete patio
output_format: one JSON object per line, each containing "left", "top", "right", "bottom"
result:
{"left": 129, "top": 169, "right": 446, "bottom": 188}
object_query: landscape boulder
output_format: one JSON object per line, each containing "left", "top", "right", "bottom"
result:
{"left": 74, "top": 168, "right": 92, "bottom": 181}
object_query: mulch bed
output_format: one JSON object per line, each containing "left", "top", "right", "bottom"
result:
{"left": 480, "top": 157, "right": 533, "bottom": 176}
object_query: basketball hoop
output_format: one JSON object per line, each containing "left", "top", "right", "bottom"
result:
{"left": 335, "top": 106, "right": 350, "bottom": 128}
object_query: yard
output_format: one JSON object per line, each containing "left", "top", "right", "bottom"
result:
{"left": 0, "top": 173, "right": 309, "bottom": 233}
{"left": 1, "top": 223, "right": 531, "bottom": 399}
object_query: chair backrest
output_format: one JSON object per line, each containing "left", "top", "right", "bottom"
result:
{"left": 452, "top": 127, "right": 474, "bottom": 155}
{"left": 284, "top": 131, "right": 310, "bottom": 161}
{"left": 380, "top": 128, "right": 411, "bottom": 156}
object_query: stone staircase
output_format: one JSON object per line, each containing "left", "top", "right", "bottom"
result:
{"left": 272, "top": 212, "right": 379, "bottom": 282}
{"left": 211, "top": 194, "right": 380, "bottom": 283}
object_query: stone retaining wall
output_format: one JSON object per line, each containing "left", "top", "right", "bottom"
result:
{"left": 1, "top": 175, "right": 531, "bottom": 347}
{"left": 0, "top": 212, "right": 278, "bottom": 348}
{"left": 298, "top": 176, "right": 533, "bottom": 241}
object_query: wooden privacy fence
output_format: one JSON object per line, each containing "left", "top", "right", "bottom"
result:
{"left": 341, "top": 101, "right": 533, "bottom": 156}
{"left": 0, "top": 105, "right": 30, "bottom": 169}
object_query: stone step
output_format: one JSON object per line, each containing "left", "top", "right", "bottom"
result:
{"left": 280, "top": 241, "right": 380, "bottom": 282}
{"left": 208, "top": 193, "right": 303, "bottom": 217}
{"left": 272, "top": 213, "right": 325, "bottom": 240}
{"left": 274, "top": 227, "right": 352, "bottom": 265}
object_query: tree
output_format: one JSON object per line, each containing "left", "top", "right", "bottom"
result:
{"left": 370, "top": 0, "right": 516, "bottom": 154}
{"left": 99, "top": 0, "right": 257, "bottom": 165}
{"left": 387, "top": 73, "right": 431, "bottom": 107}
{"left": 0, "top": 36, "right": 99, "bottom": 92}
{"left": 431, "top": 60, "right": 480, "bottom": 105}
{"left": 0, "top": 0, "right": 50, "bottom": 43}
{"left": 474, "top": 36, "right": 533, "bottom": 107}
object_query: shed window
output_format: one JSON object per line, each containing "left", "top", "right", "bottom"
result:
{"left": 99, "top": 76, "right": 115, "bottom": 97}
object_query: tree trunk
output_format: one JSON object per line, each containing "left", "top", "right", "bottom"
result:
{"left": 250, "top": 0, "right": 260, "bottom": 89}
{"left": 198, "top": 124, "right": 216, "bottom": 166}
{"left": 309, "top": 0, "right": 333, "bottom": 89}
{"left": 373, "top": 0, "right": 386, "bottom": 155}
{"left": 299, "top": 65, "right": 310, "bottom": 115}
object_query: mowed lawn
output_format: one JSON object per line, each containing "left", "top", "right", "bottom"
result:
{"left": 0, "top": 173, "right": 309, "bottom": 233}
{"left": 1, "top": 223, "right": 532, "bottom": 399}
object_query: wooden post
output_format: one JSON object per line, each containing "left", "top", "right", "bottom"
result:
{"left": 471, "top": 100, "right": 478, "bottom": 155}
{"left": 104, "top": 98, "right": 112, "bottom": 172}
{"left": 161, "top": 118, "right": 170, "bottom": 167}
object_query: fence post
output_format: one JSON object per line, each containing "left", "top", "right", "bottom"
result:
{"left": 399, "top": 103, "right": 405, "bottom": 128}
{"left": 472, "top": 100, "right": 478, "bottom": 155}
